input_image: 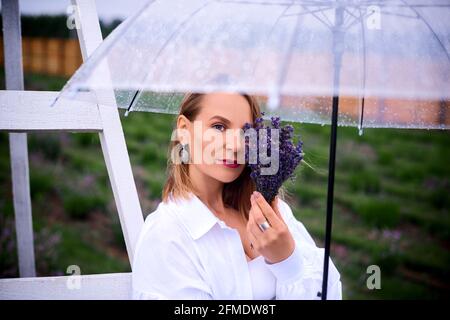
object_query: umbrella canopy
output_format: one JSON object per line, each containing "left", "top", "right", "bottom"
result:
{"left": 51, "top": 0, "right": 450, "bottom": 130}
{"left": 49, "top": 0, "right": 450, "bottom": 300}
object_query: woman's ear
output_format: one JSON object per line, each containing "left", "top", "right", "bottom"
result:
{"left": 177, "top": 115, "right": 189, "bottom": 130}
{"left": 176, "top": 115, "right": 191, "bottom": 145}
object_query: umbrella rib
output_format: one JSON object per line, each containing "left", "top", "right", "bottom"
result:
{"left": 85, "top": 0, "right": 157, "bottom": 62}
{"left": 355, "top": 0, "right": 450, "bottom": 8}
{"left": 250, "top": 3, "right": 334, "bottom": 81}
{"left": 51, "top": 0, "right": 157, "bottom": 108}
{"left": 343, "top": 6, "right": 375, "bottom": 32}
{"left": 342, "top": 0, "right": 444, "bottom": 31}
{"left": 377, "top": 10, "right": 418, "bottom": 19}
{"left": 399, "top": 0, "right": 450, "bottom": 64}
{"left": 125, "top": 0, "right": 215, "bottom": 114}
{"left": 307, "top": 8, "right": 333, "bottom": 29}
{"left": 217, "top": 0, "right": 294, "bottom": 6}
{"left": 318, "top": 7, "right": 333, "bottom": 26}
{"left": 381, "top": 3, "right": 450, "bottom": 8}
{"left": 271, "top": 3, "right": 336, "bottom": 96}
{"left": 358, "top": 6, "right": 367, "bottom": 134}
{"left": 284, "top": 6, "right": 333, "bottom": 17}
{"left": 272, "top": 5, "right": 306, "bottom": 103}
{"left": 250, "top": 4, "right": 297, "bottom": 78}
{"left": 342, "top": 7, "right": 358, "bottom": 29}
{"left": 218, "top": 0, "right": 332, "bottom": 6}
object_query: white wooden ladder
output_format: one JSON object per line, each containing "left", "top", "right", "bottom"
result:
{"left": 0, "top": 0, "right": 144, "bottom": 299}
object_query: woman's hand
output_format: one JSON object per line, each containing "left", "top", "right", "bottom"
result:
{"left": 246, "top": 191, "right": 296, "bottom": 264}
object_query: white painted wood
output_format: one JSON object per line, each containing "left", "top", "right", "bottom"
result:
{"left": 0, "top": 0, "right": 145, "bottom": 299}
{"left": 0, "top": 273, "right": 132, "bottom": 300}
{"left": 2, "top": 0, "right": 24, "bottom": 89}
{"left": 0, "top": 90, "right": 102, "bottom": 132}
{"left": 72, "top": 0, "right": 144, "bottom": 264}
{"left": 1, "top": 0, "right": 36, "bottom": 277}
{"left": 9, "top": 134, "right": 36, "bottom": 277}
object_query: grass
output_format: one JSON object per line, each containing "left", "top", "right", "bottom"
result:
{"left": 0, "top": 69, "right": 449, "bottom": 299}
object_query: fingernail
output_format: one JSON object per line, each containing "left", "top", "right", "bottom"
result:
{"left": 254, "top": 192, "right": 260, "bottom": 199}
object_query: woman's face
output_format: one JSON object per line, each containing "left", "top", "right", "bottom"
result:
{"left": 178, "top": 92, "right": 253, "bottom": 183}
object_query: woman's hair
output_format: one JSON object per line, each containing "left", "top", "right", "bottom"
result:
{"left": 161, "top": 92, "right": 288, "bottom": 220}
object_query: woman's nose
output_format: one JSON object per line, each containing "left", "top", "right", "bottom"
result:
{"left": 225, "top": 129, "right": 244, "bottom": 154}
{"left": 236, "top": 130, "right": 244, "bottom": 152}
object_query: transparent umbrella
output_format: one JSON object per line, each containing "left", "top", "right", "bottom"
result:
{"left": 50, "top": 0, "right": 450, "bottom": 299}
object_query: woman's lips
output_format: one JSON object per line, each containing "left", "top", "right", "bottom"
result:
{"left": 222, "top": 159, "right": 240, "bottom": 168}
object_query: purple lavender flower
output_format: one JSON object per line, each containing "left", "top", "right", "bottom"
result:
{"left": 244, "top": 112, "right": 304, "bottom": 203}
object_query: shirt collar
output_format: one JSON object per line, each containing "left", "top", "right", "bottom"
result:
{"left": 167, "top": 192, "right": 230, "bottom": 240}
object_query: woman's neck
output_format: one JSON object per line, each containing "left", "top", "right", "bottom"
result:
{"left": 188, "top": 165, "right": 225, "bottom": 214}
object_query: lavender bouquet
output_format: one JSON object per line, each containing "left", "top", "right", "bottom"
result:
{"left": 243, "top": 112, "right": 304, "bottom": 204}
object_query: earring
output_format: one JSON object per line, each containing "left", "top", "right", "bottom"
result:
{"left": 180, "top": 143, "right": 190, "bottom": 164}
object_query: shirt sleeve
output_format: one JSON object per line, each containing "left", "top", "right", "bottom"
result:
{"left": 132, "top": 213, "right": 214, "bottom": 300}
{"left": 263, "top": 199, "right": 343, "bottom": 300}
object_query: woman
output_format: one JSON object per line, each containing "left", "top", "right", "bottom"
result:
{"left": 132, "top": 92, "right": 342, "bottom": 300}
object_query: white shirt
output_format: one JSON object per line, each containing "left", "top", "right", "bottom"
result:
{"left": 132, "top": 192, "right": 342, "bottom": 300}
{"left": 247, "top": 255, "right": 276, "bottom": 300}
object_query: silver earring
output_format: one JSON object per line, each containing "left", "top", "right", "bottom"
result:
{"left": 180, "top": 143, "right": 190, "bottom": 164}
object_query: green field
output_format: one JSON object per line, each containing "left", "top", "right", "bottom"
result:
{"left": 0, "top": 70, "right": 449, "bottom": 299}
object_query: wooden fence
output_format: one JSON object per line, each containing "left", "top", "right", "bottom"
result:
{"left": 0, "top": 37, "right": 82, "bottom": 77}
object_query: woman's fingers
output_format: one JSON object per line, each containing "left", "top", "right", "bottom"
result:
{"left": 271, "top": 196, "right": 287, "bottom": 226}
{"left": 248, "top": 205, "right": 264, "bottom": 237}
{"left": 253, "top": 192, "right": 283, "bottom": 229}
{"left": 247, "top": 210, "right": 264, "bottom": 252}
{"left": 250, "top": 194, "right": 273, "bottom": 232}
{"left": 247, "top": 195, "right": 295, "bottom": 263}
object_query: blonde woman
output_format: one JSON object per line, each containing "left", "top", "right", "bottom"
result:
{"left": 132, "top": 92, "right": 342, "bottom": 300}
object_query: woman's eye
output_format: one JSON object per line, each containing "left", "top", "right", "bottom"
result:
{"left": 212, "top": 123, "right": 225, "bottom": 132}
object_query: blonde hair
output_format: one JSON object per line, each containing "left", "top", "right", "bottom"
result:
{"left": 162, "top": 92, "right": 288, "bottom": 220}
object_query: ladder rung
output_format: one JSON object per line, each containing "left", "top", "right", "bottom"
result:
{"left": 0, "top": 90, "right": 103, "bottom": 132}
